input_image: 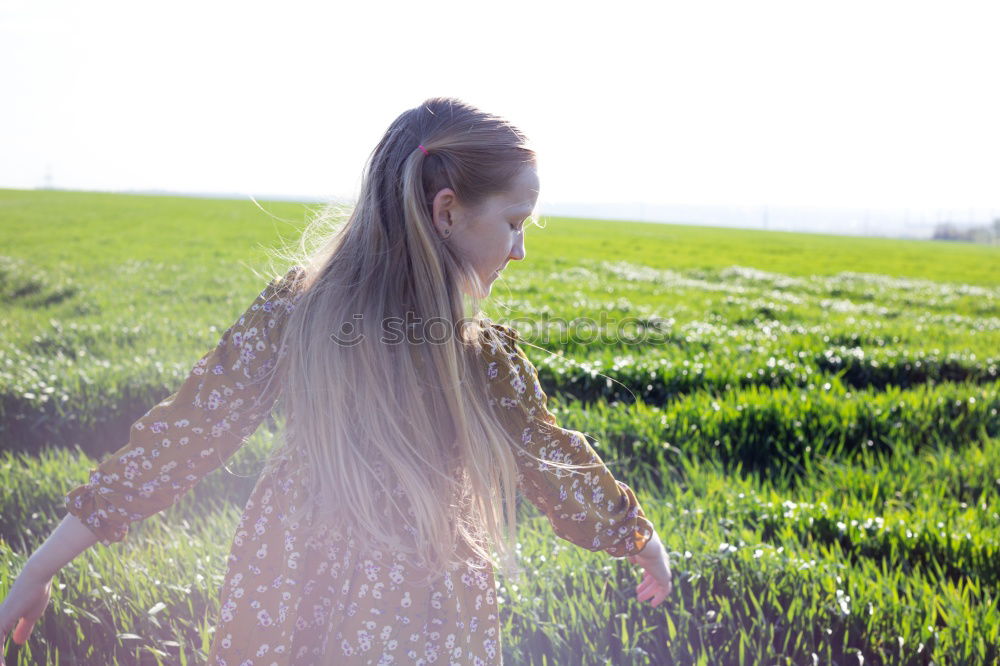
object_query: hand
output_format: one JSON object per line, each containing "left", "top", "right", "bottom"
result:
{"left": 0, "top": 564, "right": 53, "bottom": 666}
{"left": 628, "top": 531, "right": 672, "bottom": 608}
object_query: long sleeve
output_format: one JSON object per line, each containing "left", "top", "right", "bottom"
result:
{"left": 482, "top": 324, "right": 654, "bottom": 557}
{"left": 64, "top": 266, "right": 305, "bottom": 545}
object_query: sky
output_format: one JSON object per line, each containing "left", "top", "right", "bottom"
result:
{"left": 2, "top": 0, "right": 999, "bottom": 233}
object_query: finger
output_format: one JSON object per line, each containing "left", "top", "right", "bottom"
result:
{"left": 650, "top": 589, "right": 669, "bottom": 608}
{"left": 12, "top": 617, "right": 34, "bottom": 645}
{"left": 637, "top": 585, "right": 658, "bottom": 603}
{"left": 15, "top": 601, "right": 46, "bottom": 645}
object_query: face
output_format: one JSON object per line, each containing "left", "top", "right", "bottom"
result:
{"left": 432, "top": 165, "right": 540, "bottom": 297}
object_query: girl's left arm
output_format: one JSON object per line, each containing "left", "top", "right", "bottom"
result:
{"left": 63, "top": 266, "right": 305, "bottom": 545}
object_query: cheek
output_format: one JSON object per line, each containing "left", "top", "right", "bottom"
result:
{"left": 472, "top": 233, "right": 504, "bottom": 260}
{"left": 494, "top": 240, "right": 512, "bottom": 262}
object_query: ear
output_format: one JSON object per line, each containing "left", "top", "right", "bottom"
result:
{"left": 431, "top": 187, "right": 458, "bottom": 238}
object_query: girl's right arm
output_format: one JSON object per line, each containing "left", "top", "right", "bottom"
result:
{"left": 0, "top": 514, "right": 97, "bottom": 663}
{"left": 484, "top": 324, "right": 673, "bottom": 605}
{"left": 628, "top": 530, "right": 673, "bottom": 607}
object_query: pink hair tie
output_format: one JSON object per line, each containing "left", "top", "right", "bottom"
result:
{"left": 418, "top": 144, "right": 429, "bottom": 156}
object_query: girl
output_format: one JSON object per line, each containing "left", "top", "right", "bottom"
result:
{"left": 0, "top": 97, "right": 672, "bottom": 665}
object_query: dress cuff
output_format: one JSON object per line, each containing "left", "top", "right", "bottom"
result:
{"left": 604, "top": 482, "right": 655, "bottom": 557}
{"left": 63, "top": 470, "right": 132, "bottom": 545}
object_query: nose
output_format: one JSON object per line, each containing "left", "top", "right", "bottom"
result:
{"left": 509, "top": 233, "right": 526, "bottom": 261}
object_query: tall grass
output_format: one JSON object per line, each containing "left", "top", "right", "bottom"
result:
{"left": 2, "top": 188, "right": 998, "bottom": 664}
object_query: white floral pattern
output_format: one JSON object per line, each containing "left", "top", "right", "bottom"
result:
{"left": 63, "top": 272, "right": 653, "bottom": 665}
{"left": 486, "top": 323, "right": 653, "bottom": 559}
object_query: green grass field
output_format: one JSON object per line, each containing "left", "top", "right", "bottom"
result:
{"left": 1, "top": 188, "right": 999, "bottom": 664}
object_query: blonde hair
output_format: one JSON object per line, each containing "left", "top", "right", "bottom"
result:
{"left": 260, "top": 98, "right": 536, "bottom": 580}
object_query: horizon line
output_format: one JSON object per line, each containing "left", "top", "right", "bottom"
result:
{"left": 4, "top": 185, "right": 999, "bottom": 242}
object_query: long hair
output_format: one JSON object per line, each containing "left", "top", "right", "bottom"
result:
{"left": 261, "top": 97, "right": 536, "bottom": 579}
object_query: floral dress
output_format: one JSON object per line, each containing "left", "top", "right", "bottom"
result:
{"left": 64, "top": 267, "right": 654, "bottom": 665}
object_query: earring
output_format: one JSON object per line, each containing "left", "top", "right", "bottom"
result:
{"left": 442, "top": 229, "right": 451, "bottom": 238}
